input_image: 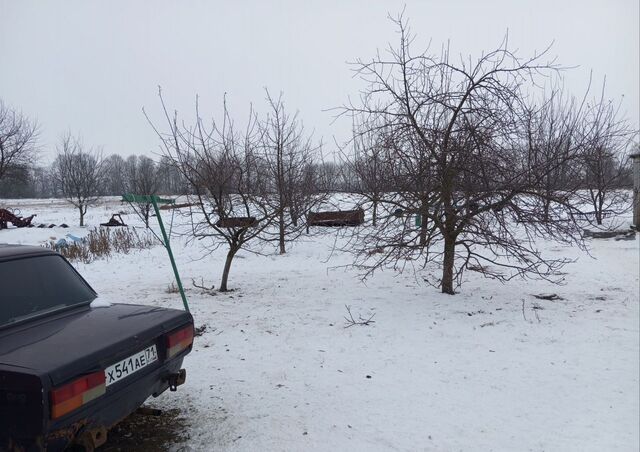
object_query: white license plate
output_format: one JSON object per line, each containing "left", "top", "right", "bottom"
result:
{"left": 105, "top": 345, "right": 158, "bottom": 386}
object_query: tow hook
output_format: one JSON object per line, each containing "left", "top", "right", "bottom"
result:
{"left": 166, "top": 369, "right": 187, "bottom": 391}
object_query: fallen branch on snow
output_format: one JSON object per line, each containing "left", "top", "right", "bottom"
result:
{"left": 343, "top": 305, "right": 376, "bottom": 328}
{"left": 532, "top": 293, "right": 563, "bottom": 301}
{"left": 192, "top": 277, "right": 216, "bottom": 295}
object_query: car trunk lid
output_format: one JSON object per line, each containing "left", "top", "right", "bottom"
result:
{"left": 0, "top": 303, "right": 192, "bottom": 385}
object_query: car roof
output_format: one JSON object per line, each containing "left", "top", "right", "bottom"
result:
{"left": 0, "top": 244, "right": 57, "bottom": 260}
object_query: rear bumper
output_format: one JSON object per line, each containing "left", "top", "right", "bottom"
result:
{"left": 2, "top": 357, "right": 186, "bottom": 452}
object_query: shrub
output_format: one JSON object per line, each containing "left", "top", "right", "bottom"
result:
{"left": 45, "top": 227, "right": 157, "bottom": 263}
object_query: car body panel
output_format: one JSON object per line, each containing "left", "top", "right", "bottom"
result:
{"left": 0, "top": 244, "right": 55, "bottom": 261}
{"left": 0, "top": 246, "right": 194, "bottom": 451}
{"left": 0, "top": 303, "right": 191, "bottom": 384}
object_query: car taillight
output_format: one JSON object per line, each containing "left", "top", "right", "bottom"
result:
{"left": 50, "top": 371, "right": 106, "bottom": 419}
{"left": 166, "top": 324, "right": 194, "bottom": 359}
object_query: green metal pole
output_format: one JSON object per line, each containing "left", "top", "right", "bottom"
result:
{"left": 151, "top": 197, "right": 190, "bottom": 313}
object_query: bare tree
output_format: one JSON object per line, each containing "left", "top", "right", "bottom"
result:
{"left": 340, "top": 14, "right": 598, "bottom": 294}
{"left": 52, "top": 133, "right": 105, "bottom": 226}
{"left": 579, "top": 89, "right": 637, "bottom": 225}
{"left": 522, "top": 88, "right": 587, "bottom": 223}
{"left": 343, "top": 119, "right": 394, "bottom": 227}
{"left": 31, "top": 166, "right": 54, "bottom": 198}
{"left": 124, "top": 155, "right": 160, "bottom": 227}
{"left": 146, "top": 91, "right": 276, "bottom": 291}
{"left": 157, "top": 155, "right": 189, "bottom": 195}
{"left": 0, "top": 100, "right": 38, "bottom": 182}
{"left": 104, "top": 154, "right": 127, "bottom": 196}
{"left": 0, "top": 164, "right": 34, "bottom": 197}
{"left": 260, "top": 89, "right": 320, "bottom": 254}
{"left": 314, "top": 161, "right": 341, "bottom": 192}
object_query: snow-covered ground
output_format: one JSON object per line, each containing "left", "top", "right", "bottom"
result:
{"left": 1, "top": 198, "right": 639, "bottom": 451}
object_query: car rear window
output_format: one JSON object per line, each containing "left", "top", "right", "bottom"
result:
{"left": 0, "top": 254, "right": 96, "bottom": 327}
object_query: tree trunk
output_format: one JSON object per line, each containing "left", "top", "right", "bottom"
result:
{"left": 441, "top": 233, "right": 456, "bottom": 294}
{"left": 419, "top": 198, "right": 428, "bottom": 246}
{"left": 220, "top": 246, "right": 238, "bottom": 292}
{"left": 596, "top": 192, "right": 604, "bottom": 225}
{"left": 372, "top": 199, "right": 378, "bottom": 227}
{"left": 289, "top": 206, "right": 298, "bottom": 227}
{"left": 79, "top": 205, "right": 85, "bottom": 227}
{"left": 144, "top": 204, "right": 150, "bottom": 228}
{"left": 278, "top": 210, "right": 286, "bottom": 254}
{"left": 542, "top": 197, "right": 551, "bottom": 223}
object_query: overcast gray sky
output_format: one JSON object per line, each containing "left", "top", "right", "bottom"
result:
{"left": 1, "top": 0, "right": 638, "bottom": 162}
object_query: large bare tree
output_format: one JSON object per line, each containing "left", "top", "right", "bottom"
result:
{"left": 52, "top": 133, "right": 105, "bottom": 226}
{"left": 146, "top": 91, "right": 276, "bottom": 291}
{"left": 340, "top": 14, "right": 602, "bottom": 294}
{"left": 260, "top": 89, "right": 320, "bottom": 254}
{"left": 0, "top": 100, "right": 38, "bottom": 182}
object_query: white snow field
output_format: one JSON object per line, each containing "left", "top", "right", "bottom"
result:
{"left": 1, "top": 197, "right": 638, "bottom": 451}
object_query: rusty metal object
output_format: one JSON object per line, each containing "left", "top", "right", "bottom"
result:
{"left": 47, "top": 418, "right": 87, "bottom": 443}
{"left": 100, "top": 214, "right": 127, "bottom": 227}
{"left": 48, "top": 417, "right": 116, "bottom": 451}
{"left": 583, "top": 228, "right": 636, "bottom": 240}
{"left": 215, "top": 217, "right": 258, "bottom": 228}
{"left": 41, "top": 418, "right": 90, "bottom": 451}
{"left": 0, "top": 208, "right": 36, "bottom": 230}
{"left": 307, "top": 209, "right": 365, "bottom": 227}
{"left": 158, "top": 202, "right": 201, "bottom": 211}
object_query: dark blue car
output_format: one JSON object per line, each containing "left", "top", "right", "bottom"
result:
{"left": 0, "top": 245, "right": 193, "bottom": 451}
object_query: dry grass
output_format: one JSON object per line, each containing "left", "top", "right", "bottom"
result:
{"left": 165, "top": 282, "right": 180, "bottom": 294}
{"left": 45, "top": 227, "right": 157, "bottom": 263}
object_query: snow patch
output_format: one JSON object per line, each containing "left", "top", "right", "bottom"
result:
{"left": 90, "top": 298, "right": 112, "bottom": 308}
